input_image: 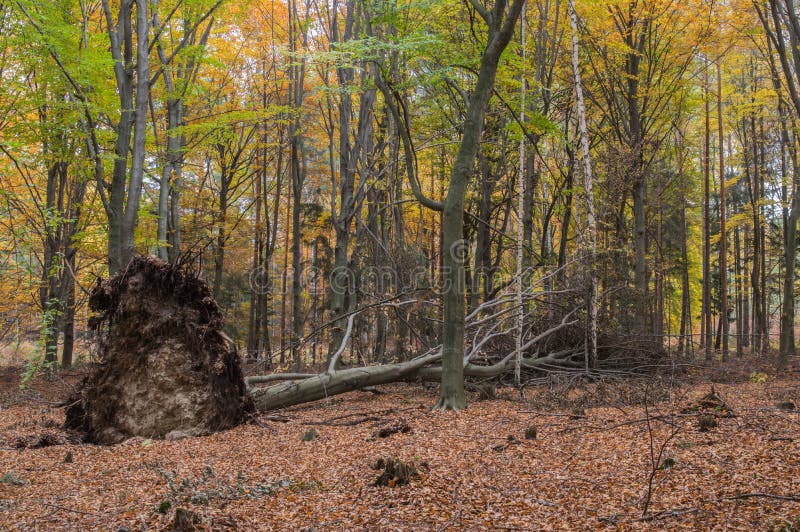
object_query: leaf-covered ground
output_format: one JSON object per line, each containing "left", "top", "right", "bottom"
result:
{"left": 0, "top": 363, "right": 798, "bottom": 530}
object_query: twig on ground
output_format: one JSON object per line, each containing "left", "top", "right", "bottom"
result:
{"left": 39, "top": 502, "right": 99, "bottom": 517}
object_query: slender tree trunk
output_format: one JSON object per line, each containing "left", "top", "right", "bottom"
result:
{"left": 717, "top": 62, "right": 729, "bottom": 360}
{"left": 290, "top": 138, "right": 304, "bottom": 369}
{"left": 104, "top": 0, "right": 133, "bottom": 275}
{"left": 678, "top": 200, "right": 690, "bottom": 356}
{"left": 435, "top": 1, "right": 525, "bottom": 410}
{"left": 327, "top": 4, "right": 376, "bottom": 366}
{"left": 570, "top": 0, "right": 597, "bottom": 369}
{"left": 472, "top": 152, "right": 495, "bottom": 309}
{"left": 288, "top": 0, "right": 308, "bottom": 370}
{"left": 60, "top": 253, "right": 76, "bottom": 368}
{"left": 703, "top": 67, "right": 713, "bottom": 359}
{"left": 777, "top": 92, "right": 798, "bottom": 365}
{"left": 327, "top": 0, "right": 355, "bottom": 364}
{"left": 169, "top": 169, "right": 182, "bottom": 262}
{"left": 120, "top": 0, "right": 150, "bottom": 265}
{"left": 743, "top": 224, "right": 751, "bottom": 348}
{"left": 156, "top": 97, "right": 184, "bottom": 262}
{"left": 248, "top": 154, "right": 264, "bottom": 361}
{"left": 556, "top": 148, "right": 574, "bottom": 274}
{"left": 213, "top": 166, "right": 229, "bottom": 300}
{"left": 101, "top": 0, "right": 150, "bottom": 273}
{"left": 152, "top": 2, "right": 216, "bottom": 263}
{"left": 655, "top": 167, "right": 664, "bottom": 346}
{"left": 279, "top": 172, "right": 291, "bottom": 365}
{"left": 751, "top": 114, "right": 763, "bottom": 354}
{"left": 522, "top": 151, "right": 537, "bottom": 270}
{"left": 761, "top": 118, "right": 769, "bottom": 352}
{"left": 626, "top": 37, "right": 647, "bottom": 334}
{"left": 677, "top": 127, "right": 691, "bottom": 356}
{"left": 759, "top": 0, "right": 800, "bottom": 364}
{"left": 40, "top": 160, "right": 66, "bottom": 364}
{"left": 735, "top": 226, "right": 744, "bottom": 356}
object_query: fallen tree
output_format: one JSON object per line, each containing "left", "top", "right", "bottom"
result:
{"left": 65, "top": 256, "right": 253, "bottom": 444}
{"left": 248, "top": 255, "right": 671, "bottom": 411}
{"left": 250, "top": 345, "right": 584, "bottom": 411}
{"left": 67, "top": 255, "right": 661, "bottom": 434}
{"left": 248, "top": 269, "right": 590, "bottom": 411}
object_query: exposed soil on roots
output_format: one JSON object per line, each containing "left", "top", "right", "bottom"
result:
{"left": 64, "top": 255, "right": 253, "bottom": 444}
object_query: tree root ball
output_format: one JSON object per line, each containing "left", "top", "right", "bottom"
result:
{"left": 65, "top": 255, "right": 254, "bottom": 444}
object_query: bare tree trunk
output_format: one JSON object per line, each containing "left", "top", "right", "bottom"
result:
{"left": 717, "top": 61, "right": 729, "bottom": 360}
{"left": 251, "top": 351, "right": 442, "bottom": 411}
{"left": 626, "top": 32, "right": 647, "bottom": 334}
{"left": 677, "top": 127, "right": 692, "bottom": 356}
{"left": 776, "top": 90, "right": 797, "bottom": 366}
{"left": 151, "top": 2, "right": 218, "bottom": 262}
{"left": 250, "top": 338, "right": 582, "bottom": 412}
{"left": 472, "top": 152, "right": 495, "bottom": 309}
{"left": 59, "top": 239, "right": 81, "bottom": 369}
{"left": 703, "top": 66, "right": 713, "bottom": 359}
{"left": 435, "top": 0, "right": 525, "bottom": 411}
{"left": 735, "top": 226, "right": 744, "bottom": 356}
{"left": 156, "top": 99, "right": 185, "bottom": 263}
{"left": 556, "top": 148, "right": 574, "bottom": 274}
{"left": 121, "top": 0, "right": 149, "bottom": 264}
{"left": 213, "top": 164, "right": 229, "bottom": 300}
{"left": 290, "top": 137, "right": 304, "bottom": 369}
{"left": 61, "top": 301, "right": 75, "bottom": 368}
{"left": 514, "top": 6, "right": 527, "bottom": 385}
{"left": 327, "top": 2, "right": 376, "bottom": 366}
{"left": 751, "top": 112, "right": 764, "bottom": 354}
{"left": 327, "top": 0, "right": 356, "bottom": 364}
{"left": 279, "top": 174, "right": 291, "bottom": 365}
{"left": 101, "top": 0, "right": 150, "bottom": 273}
{"left": 760, "top": 118, "right": 768, "bottom": 354}
{"left": 655, "top": 166, "right": 664, "bottom": 346}
{"left": 743, "top": 224, "right": 751, "bottom": 348}
{"left": 289, "top": 0, "right": 308, "bottom": 370}
{"left": 248, "top": 155, "right": 264, "bottom": 361}
{"left": 40, "top": 160, "right": 66, "bottom": 364}
{"left": 570, "top": 0, "right": 597, "bottom": 369}
{"left": 758, "top": 0, "right": 800, "bottom": 364}
{"left": 261, "top": 136, "right": 284, "bottom": 366}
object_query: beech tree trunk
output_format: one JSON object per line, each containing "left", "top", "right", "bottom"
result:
{"left": 289, "top": 0, "right": 308, "bottom": 369}
{"left": 703, "top": 66, "right": 713, "bottom": 359}
{"left": 735, "top": 226, "right": 744, "bottom": 356}
{"left": 757, "top": 0, "right": 800, "bottom": 365}
{"left": 436, "top": 0, "right": 525, "bottom": 410}
{"left": 717, "top": 61, "right": 729, "bottom": 360}
{"left": 101, "top": 0, "right": 150, "bottom": 274}
{"left": 677, "top": 126, "right": 692, "bottom": 356}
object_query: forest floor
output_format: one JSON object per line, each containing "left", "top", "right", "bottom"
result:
{"left": 0, "top": 358, "right": 798, "bottom": 530}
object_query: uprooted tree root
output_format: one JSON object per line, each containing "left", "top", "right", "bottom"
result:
{"left": 65, "top": 255, "right": 253, "bottom": 444}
